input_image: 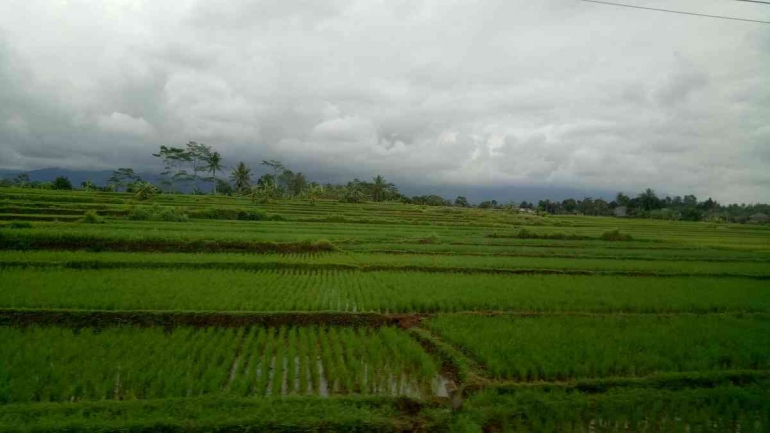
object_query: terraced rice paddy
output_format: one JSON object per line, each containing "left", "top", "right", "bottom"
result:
{"left": 0, "top": 326, "right": 438, "bottom": 403}
{"left": 0, "top": 186, "right": 769, "bottom": 431}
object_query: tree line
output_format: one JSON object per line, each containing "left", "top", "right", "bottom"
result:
{"left": 1, "top": 141, "right": 768, "bottom": 224}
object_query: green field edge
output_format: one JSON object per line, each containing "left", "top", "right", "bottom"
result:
{"left": 0, "top": 395, "right": 441, "bottom": 433}
{"left": 3, "top": 260, "right": 769, "bottom": 279}
{"left": 349, "top": 248, "right": 770, "bottom": 262}
{"left": 0, "top": 308, "right": 411, "bottom": 328}
{"left": 3, "top": 309, "right": 766, "bottom": 329}
{"left": 462, "top": 370, "right": 770, "bottom": 395}
{"left": 407, "top": 326, "right": 770, "bottom": 399}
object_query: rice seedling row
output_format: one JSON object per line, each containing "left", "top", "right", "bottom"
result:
{"left": 2, "top": 250, "right": 768, "bottom": 276}
{"left": 425, "top": 314, "right": 770, "bottom": 381}
{"left": 1, "top": 268, "right": 767, "bottom": 313}
{"left": 0, "top": 325, "right": 440, "bottom": 404}
{"left": 457, "top": 385, "right": 770, "bottom": 433}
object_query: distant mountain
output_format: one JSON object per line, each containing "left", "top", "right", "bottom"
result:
{"left": 0, "top": 167, "right": 188, "bottom": 190}
{"left": 395, "top": 183, "right": 617, "bottom": 204}
{"left": 0, "top": 167, "right": 615, "bottom": 204}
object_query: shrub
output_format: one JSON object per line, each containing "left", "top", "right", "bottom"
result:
{"left": 195, "top": 207, "right": 241, "bottom": 220}
{"left": 80, "top": 210, "right": 104, "bottom": 224}
{"left": 154, "top": 207, "right": 188, "bottom": 222}
{"left": 600, "top": 229, "right": 634, "bottom": 242}
{"left": 134, "top": 182, "right": 159, "bottom": 200}
{"left": 237, "top": 210, "right": 268, "bottom": 221}
{"left": 126, "top": 206, "right": 151, "bottom": 221}
{"left": 517, "top": 228, "right": 536, "bottom": 238}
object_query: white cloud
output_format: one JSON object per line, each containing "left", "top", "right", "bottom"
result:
{"left": 0, "top": 0, "right": 769, "bottom": 201}
{"left": 97, "top": 112, "right": 154, "bottom": 136}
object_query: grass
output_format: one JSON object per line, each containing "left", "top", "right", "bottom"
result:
{"left": 427, "top": 314, "right": 770, "bottom": 381}
{"left": 0, "top": 268, "right": 767, "bottom": 313}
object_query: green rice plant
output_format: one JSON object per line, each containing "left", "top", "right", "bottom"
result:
{"left": 427, "top": 314, "right": 770, "bottom": 381}
{"left": 0, "top": 395, "right": 422, "bottom": 432}
{"left": 308, "top": 327, "right": 323, "bottom": 395}
{"left": 256, "top": 328, "right": 276, "bottom": 396}
{"left": 286, "top": 326, "right": 298, "bottom": 394}
{"left": 0, "top": 325, "right": 439, "bottom": 403}
{"left": 3, "top": 250, "right": 770, "bottom": 277}
{"left": 241, "top": 328, "right": 267, "bottom": 397}
{"left": 297, "top": 327, "right": 310, "bottom": 395}
{"left": 2, "top": 268, "right": 768, "bottom": 313}
{"left": 461, "top": 385, "right": 770, "bottom": 433}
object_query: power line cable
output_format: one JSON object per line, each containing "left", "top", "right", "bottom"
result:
{"left": 579, "top": 0, "right": 770, "bottom": 24}
{"left": 733, "top": 0, "right": 770, "bottom": 5}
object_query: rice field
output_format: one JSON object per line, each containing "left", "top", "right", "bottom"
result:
{"left": 0, "top": 326, "right": 439, "bottom": 403}
{"left": 426, "top": 314, "right": 770, "bottom": 381}
{"left": 0, "top": 187, "right": 769, "bottom": 431}
{"left": 1, "top": 268, "right": 768, "bottom": 313}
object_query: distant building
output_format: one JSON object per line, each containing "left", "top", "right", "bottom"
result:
{"left": 749, "top": 213, "right": 769, "bottom": 224}
{"left": 613, "top": 206, "right": 627, "bottom": 218}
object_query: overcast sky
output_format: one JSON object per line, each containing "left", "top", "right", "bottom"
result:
{"left": 0, "top": 0, "right": 768, "bottom": 202}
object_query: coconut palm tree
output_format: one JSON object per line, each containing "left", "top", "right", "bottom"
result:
{"left": 372, "top": 175, "right": 387, "bottom": 202}
{"left": 205, "top": 152, "right": 224, "bottom": 194}
{"left": 261, "top": 160, "right": 284, "bottom": 192}
{"left": 230, "top": 162, "right": 252, "bottom": 193}
{"left": 638, "top": 188, "right": 659, "bottom": 211}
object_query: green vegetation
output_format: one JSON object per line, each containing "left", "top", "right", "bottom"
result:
{"left": 427, "top": 315, "right": 770, "bottom": 380}
{"left": 1, "top": 268, "right": 767, "bottom": 313}
{"left": 0, "top": 396, "right": 419, "bottom": 432}
{"left": 457, "top": 385, "right": 770, "bottom": 432}
{"left": 0, "top": 187, "right": 768, "bottom": 431}
{"left": 0, "top": 325, "right": 438, "bottom": 403}
{"left": 78, "top": 211, "right": 103, "bottom": 224}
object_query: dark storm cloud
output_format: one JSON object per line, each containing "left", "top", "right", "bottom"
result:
{"left": 0, "top": 0, "right": 769, "bottom": 202}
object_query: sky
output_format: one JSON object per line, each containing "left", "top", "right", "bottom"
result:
{"left": 0, "top": 0, "right": 769, "bottom": 203}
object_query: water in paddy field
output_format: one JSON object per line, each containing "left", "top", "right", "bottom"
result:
{"left": 227, "top": 353, "right": 452, "bottom": 398}
{"left": 316, "top": 357, "right": 329, "bottom": 397}
{"left": 432, "top": 374, "right": 452, "bottom": 398}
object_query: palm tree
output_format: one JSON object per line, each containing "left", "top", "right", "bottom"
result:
{"left": 639, "top": 188, "right": 658, "bottom": 211}
{"left": 372, "top": 175, "right": 387, "bottom": 202}
{"left": 261, "top": 160, "right": 284, "bottom": 191}
{"left": 230, "top": 162, "right": 252, "bottom": 193}
{"left": 205, "top": 152, "right": 224, "bottom": 194}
